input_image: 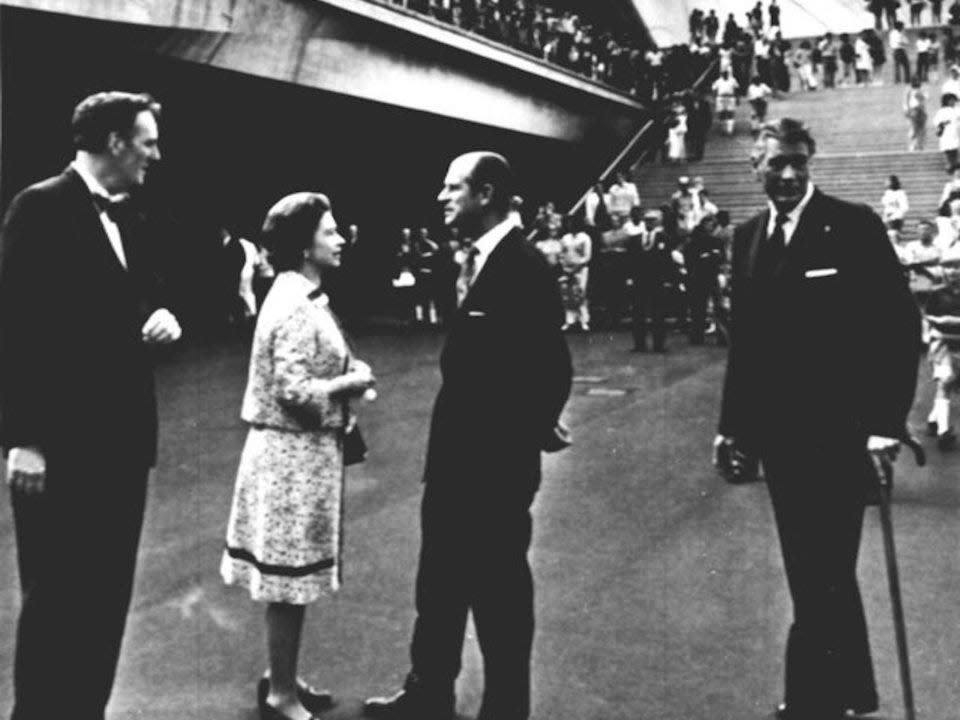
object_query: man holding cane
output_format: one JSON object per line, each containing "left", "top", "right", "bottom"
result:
{"left": 714, "top": 118, "right": 921, "bottom": 720}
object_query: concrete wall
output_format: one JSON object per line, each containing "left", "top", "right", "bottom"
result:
{"left": 1, "top": 0, "right": 646, "bottom": 145}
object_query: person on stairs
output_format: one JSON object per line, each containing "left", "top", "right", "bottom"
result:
{"left": 712, "top": 69, "right": 739, "bottom": 135}
{"left": 923, "top": 249, "right": 960, "bottom": 449}
{"left": 934, "top": 92, "right": 960, "bottom": 172}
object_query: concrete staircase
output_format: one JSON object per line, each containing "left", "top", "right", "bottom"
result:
{"left": 632, "top": 62, "right": 951, "bottom": 232}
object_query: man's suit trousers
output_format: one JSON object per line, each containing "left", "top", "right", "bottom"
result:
{"left": 762, "top": 442, "right": 878, "bottom": 719}
{"left": 10, "top": 454, "right": 149, "bottom": 720}
{"left": 408, "top": 476, "right": 537, "bottom": 720}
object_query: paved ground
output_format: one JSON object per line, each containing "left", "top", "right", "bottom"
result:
{"left": 0, "top": 328, "right": 957, "bottom": 720}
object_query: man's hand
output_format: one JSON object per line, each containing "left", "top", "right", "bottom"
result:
{"left": 7, "top": 446, "right": 46, "bottom": 495}
{"left": 142, "top": 308, "right": 182, "bottom": 344}
{"left": 713, "top": 434, "right": 761, "bottom": 484}
{"left": 867, "top": 434, "right": 901, "bottom": 461}
{"left": 712, "top": 434, "right": 731, "bottom": 468}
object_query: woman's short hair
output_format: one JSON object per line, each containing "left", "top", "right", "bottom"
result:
{"left": 889, "top": 174, "right": 901, "bottom": 190}
{"left": 71, "top": 91, "right": 161, "bottom": 153}
{"left": 261, "top": 192, "right": 331, "bottom": 272}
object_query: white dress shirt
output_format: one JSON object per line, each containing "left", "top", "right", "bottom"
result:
{"left": 470, "top": 217, "right": 516, "bottom": 283}
{"left": 72, "top": 161, "right": 127, "bottom": 269}
{"left": 765, "top": 181, "right": 816, "bottom": 246}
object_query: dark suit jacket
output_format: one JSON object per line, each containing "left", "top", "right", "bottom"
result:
{"left": 718, "top": 189, "right": 920, "bottom": 450}
{"left": 0, "top": 167, "right": 166, "bottom": 467}
{"left": 423, "top": 227, "right": 572, "bottom": 494}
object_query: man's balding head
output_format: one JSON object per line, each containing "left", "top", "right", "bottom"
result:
{"left": 438, "top": 151, "right": 514, "bottom": 236}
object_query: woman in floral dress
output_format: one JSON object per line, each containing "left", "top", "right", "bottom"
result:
{"left": 221, "top": 192, "right": 376, "bottom": 720}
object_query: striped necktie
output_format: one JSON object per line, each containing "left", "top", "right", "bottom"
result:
{"left": 456, "top": 246, "right": 480, "bottom": 306}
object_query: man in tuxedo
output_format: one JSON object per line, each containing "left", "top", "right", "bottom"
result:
{"left": 0, "top": 91, "right": 182, "bottom": 720}
{"left": 364, "top": 152, "right": 572, "bottom": 720}
{"left": 714, "top": 118, "right": 921, "bottom": 720}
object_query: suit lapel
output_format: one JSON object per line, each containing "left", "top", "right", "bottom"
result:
{"left": 63, "top": 167, "right": 133, "bottom": 275}
{"left": 771, "top": 189, "right": 825, "bottom": 279}
{"left": 745, "top": 208, "right": 770, "bottom": 280}
{"left": 459, "top": 227, "right": 518, "bottom": 311}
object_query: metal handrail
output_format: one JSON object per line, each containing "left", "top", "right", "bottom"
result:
{"left": 564, "top": 57, "right": 721, "bottom": 221}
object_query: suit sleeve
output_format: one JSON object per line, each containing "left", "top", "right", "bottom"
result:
{"left": 0, "top": 190, "right": 61, "bottom": 451}
{"left": 853, "top": 208, "right": 922, "bottom": 437}
{"left": 514, "top": 250, "right": 573, "bottom": 445}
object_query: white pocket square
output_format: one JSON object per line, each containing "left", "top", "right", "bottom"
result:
{"left": 468, "top": 310, "right": 487, "bottom": 317}
{"left": 804, "top": 268, "right": 838, "bottom": 278}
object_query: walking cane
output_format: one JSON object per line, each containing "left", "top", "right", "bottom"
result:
{"left": 868, "top": 436, "right": 924, "bottom": 720}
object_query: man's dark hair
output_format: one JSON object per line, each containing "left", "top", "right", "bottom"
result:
{"left": 261, "top": 192, "right": 332, "bottom": 272}
{"left": 71, "top": 91, "right": 161, "bottom": 153}
{"left": 465, "top": 152, "right": 514, "bottom": 214}
{"left": 756, "top": 117, "right": 817, "bottom": 156}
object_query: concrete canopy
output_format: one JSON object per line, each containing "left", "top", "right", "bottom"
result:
{"left": 632, "top": 0, "right": 877, "bottom": 46}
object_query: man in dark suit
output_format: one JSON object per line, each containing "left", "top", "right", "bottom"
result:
{"left": 364, "top": 152, "right": 572, "bottom": 720}
{"left": 715, "top": 118, "right": 920, "bottom": 720}
{"left": 0, "top": 91, "right": 182, "bottom": 720}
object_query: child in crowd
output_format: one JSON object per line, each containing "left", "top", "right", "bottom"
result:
{"left": 923, "top": 247, "right": 960, "bottom": 449}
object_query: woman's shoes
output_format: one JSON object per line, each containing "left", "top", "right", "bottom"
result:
{"left": 257, "top": 676, "right": 334, "bottom": 714}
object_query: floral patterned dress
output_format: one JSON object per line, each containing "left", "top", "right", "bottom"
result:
{"left": 220, "top": 272, "right": 353, "bottom": 604}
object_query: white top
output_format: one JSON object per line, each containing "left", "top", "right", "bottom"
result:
{"left": 747, "top": 82, "right": 772, "bottom": 101}
{"left": 71, "top": 161, "right": 127, "bottom": 269}
{"left": 608, "top": 181, "right": 641, "bottom": 216}
{"left": 584, "top": 190, "right": 606, "bottom": 226}
{"left": 765, "top": 182, "right": 816, "bottom": 246}
{"left": 934, "top": 106, "right": 960, "bottom": 151}
{"left": 889, "top": 28, "right": 907, "bottom": 51}
{"left": 941, "top": 77, "right": 960, "bottom": 98}
{"left": 881, "top": 188, "right": 910, "bottom": 222}
{"left": 712, "top": 76, "right": 739, "bottom": 96}
{"left": 855, "top": 38, "right": 873, "bottom": 71}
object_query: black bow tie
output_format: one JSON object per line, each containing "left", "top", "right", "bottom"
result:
{"left": 91, "top": 194, "right": 129, "bottom": 224}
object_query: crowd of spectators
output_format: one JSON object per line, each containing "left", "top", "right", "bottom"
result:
{"left": 377, "top": 0, "right": 716, "bottom": 100}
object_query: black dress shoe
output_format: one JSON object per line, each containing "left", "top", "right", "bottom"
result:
{"left": 363, "top": 688, "right": 455, "bottom": 719}
{"left": 257, "top": 676, "right": 334, "bottom": 714}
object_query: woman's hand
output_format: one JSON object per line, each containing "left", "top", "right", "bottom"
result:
{"left": 343, "top": 360, "right": 376, "bottom": 396}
